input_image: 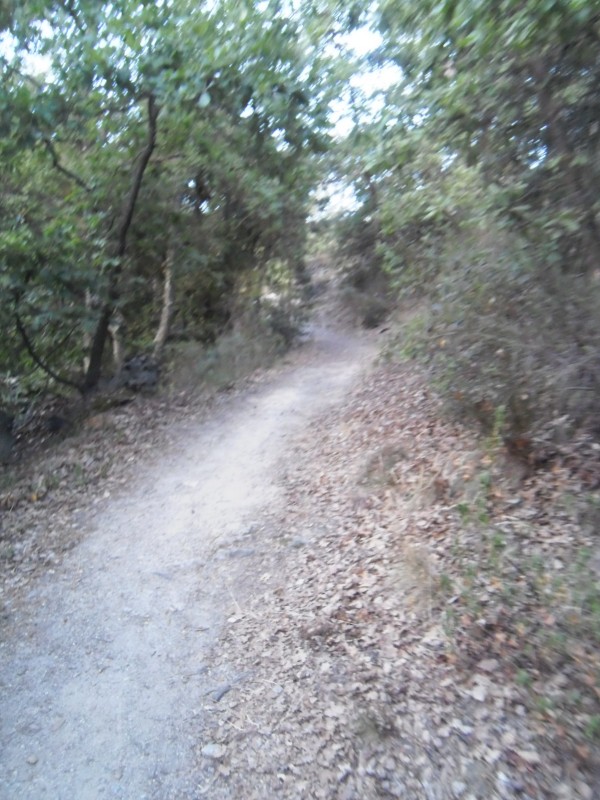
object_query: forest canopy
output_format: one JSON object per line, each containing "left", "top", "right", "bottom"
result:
{"left": 1, "top": 0, "right": 599, "bottom": 446}
{"left": 0, "top": 0, "right": 357, "bottom": 397}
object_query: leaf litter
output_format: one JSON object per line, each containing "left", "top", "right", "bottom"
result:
{"left": 199, "top": 361, "right": 600, "bottom": 800}
{"left": 1, "top": 336, "right": 599, "bottom": 799}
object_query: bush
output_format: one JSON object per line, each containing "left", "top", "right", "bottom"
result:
{"left": 334, "top": 213, "right": 394, "bottom": 328}
{"left": 393, "top": 222, "right": 600, "bottom": 443}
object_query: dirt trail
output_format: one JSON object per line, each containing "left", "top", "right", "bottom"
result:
{"left": 0, "top": 324, "right": 376, "bottom": 800}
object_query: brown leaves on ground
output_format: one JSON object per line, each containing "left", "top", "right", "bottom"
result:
{"left": 201, "top": 363, "right": 600, "bottom": 800}
{"left": 2, "top": 343, "right": 599, "bottom": 798}
{"left": 0, "top": 387, "right": 221, "bottom": 602}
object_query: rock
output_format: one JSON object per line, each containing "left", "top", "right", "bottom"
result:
{"left": 211, "top": 684, "right": 232, "bottom": 702}
{"left": 497, "top": 772, "right": 524, "bottom": 795}
{"left": 201, "top": 743, "right": 226, "bottom": 760}
{"left": 291, "top": 537, "right": 309, "bottom": 548}
{"left": 575, "top": 781, "right": 593, "bottom": 800}
{"left": 501, "top": 729, "right": 517, "bottom": 747}
{"left": 468, "top": 683, "right": 488, "bottom": 702}
{"left": 226, "top": 548, "right": 256, "bottom": 559}
{"left": 517, "top": 749, "right": 541, "bottom": 765}
{"left": 478, "top": 659, "right": 499, "bottom": 673}
{"left": 26, "top": 755, "right": 38, "bottom": 765}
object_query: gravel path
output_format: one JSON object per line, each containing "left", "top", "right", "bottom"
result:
{"left": 0, "top": 324, "right": 376, "bottom": 800}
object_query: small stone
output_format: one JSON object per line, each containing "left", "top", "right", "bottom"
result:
{"left": 469, "top": 684, "right": 488, "bottom": 702}
{"left": 478, "top": 658, "right": 499, "bottom": 672}
{"left": 497, "top": 773, "right": 524, "bottom": 795}
{"left": 50, "top": 716, "right": 65, "bottom": 732}
{"left": 226, "top": 548, "right": 255, "bottom": 559}
{"left": 484, "top": 748, "right": 502, "bottom": 764}
{"left": 452, "top": 720, "right": 474, "bottom": 736}
{"left": 517, "top": 749, "right": 540, "bottom": 765}
{"left": 451, "top": 780, "right": 466, "bottom": 797}
{"left": 501, "top": 729, "right": 517, "bottom": 747}
{"left": 201, "top": 743, "right": 226, "bottom": 760}
{"left": 421, "top": 625, "right": 444, "bottom": 646}
{"left": 337, "top": 764, "right": 352, "bottom": 783}
{"left": 211, "top": 684, "right": 232, "bottom": 702}
{"left": 291, "top": 537, "right": 308, "bottom": 548}
{"left": 26, "top": 755, "right": 38, "bottom": 765}
{"left": 575, "top": 781, "right": 593, "bottom": 800}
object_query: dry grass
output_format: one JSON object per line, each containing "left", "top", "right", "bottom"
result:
{"left": 166, "top": 317, "right": 288, "bottom": 393}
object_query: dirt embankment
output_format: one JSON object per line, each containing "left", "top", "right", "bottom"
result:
{"left": 196, "top": 364, "right": 600, "bottom": 800}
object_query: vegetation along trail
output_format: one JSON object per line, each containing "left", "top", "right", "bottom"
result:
{"left": 0, "top": 324, "right": 376, "bottom": 799}
{"left": 3, "top": 1, "right": 600, "bottom": 797}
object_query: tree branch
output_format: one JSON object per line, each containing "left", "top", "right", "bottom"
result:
{"left": 114, "top": 94, "right": 160, "bottom": 259}
{"left": 42, "top": 137, "right": 92, "bottom": 192}
{"left": 15, "top": 312, "right": 84, "bottom": 392}
{"left": 83, "top": 94, "right": 160, "bottom": 391}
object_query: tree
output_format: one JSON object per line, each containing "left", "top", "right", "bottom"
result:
{"left": 376, "top": 0, "right": 600, "bottom": 271}
{"left": 0, "top": 0, "right": 351, "bottom": 399}
{"left": 329, "top": 1, "right": 600, "bottom": 437}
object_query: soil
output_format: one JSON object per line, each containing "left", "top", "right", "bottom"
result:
{"left": 1, "top": 307, "right": 599, "bottom": 799}
{"left": 0, "top": 322, "right": 377, "bottom": 799}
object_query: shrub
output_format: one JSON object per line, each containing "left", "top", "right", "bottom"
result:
{"left": 393, "top": 219, "right": 600, "bottom": 443}
{"left": 334, "top": 213, "right": 394, "bottom": 328}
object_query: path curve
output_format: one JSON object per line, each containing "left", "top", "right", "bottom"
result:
{"left": 0, "top": 325, "right": 375, "bottom": 800}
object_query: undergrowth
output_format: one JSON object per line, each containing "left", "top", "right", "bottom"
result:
{"left": 438, "top": 439, "right": 600, "bottom": 751}
{"left": 385, "top": 225, "right": 600, "bottom": 447}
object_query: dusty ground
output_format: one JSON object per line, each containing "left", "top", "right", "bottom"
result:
{"left": 0, "top": 322, "right": 376, "bottom": 799}
{"left": 1, "top": 307, "right": 599, "bottom": 800}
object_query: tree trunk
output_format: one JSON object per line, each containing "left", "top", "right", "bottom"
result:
{"left": 153, "top": 243, "right": 174, "bottom": 358}
{"left": 83, "top": 94, "right": 159, "bottom": 392}
{"left": 109, "top": 312, "right": 125, "bottom": 374}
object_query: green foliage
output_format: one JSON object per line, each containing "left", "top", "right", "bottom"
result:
{"left": 333, "top": 0, "right": 600, "bottom": 440}
{"left": 377, "top": 0, "right": 600, "bottom": 271}
{"left": 0, "top": 0, "right": 350, "bottom": 398}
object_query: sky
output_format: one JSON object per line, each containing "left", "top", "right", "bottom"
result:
{"left": 331, "top": 26, "right": 401, "bottom": 139}
{"left": 320, "top": 27, "right": 402, "bottom": 216}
